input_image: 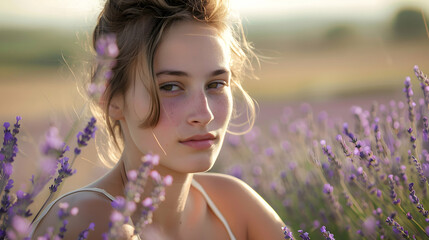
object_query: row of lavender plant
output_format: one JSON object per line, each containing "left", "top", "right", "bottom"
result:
{"left": 218, "top": 66, "right": 429, "bottom": 239}
{"left": 0, "top": 34, "right": 172, "bottom": 239}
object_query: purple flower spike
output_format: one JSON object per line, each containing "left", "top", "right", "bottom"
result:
{"left": 406, "top": 212, "right": 413, "bottom": 220}
{"left": 320, "top": 226, "right": 335, "bottom": 240}
{"left": 298, "top": 230, "right": 310, "bottom": 240}
{"left": 323, "top": 184, "right": 333, "bottom": 194}
{"left": 342, "top": 123, "right": 356, "bottom": 142}
{"left": 49, "top": 157, "right": 76, "bottom": 193}
{"left": 386, "top": 217, "right": 411, "bottom": 238}
{"left": 78, "top": 222, "right": 95, "bottom": 240}
{"left": 403, "top": 76, "right": 416, "bottom": 124}
{"left": 423, "top": 117, "right": 429, "bottom": 142}
{"left": 414, "top": 65, "right": 419, "bottom": 74}
{"left": 96, "top": 34, "right": 119, "bottom": 58}
{"left": 105, "top": 154, "right": 172, "bottom": 238}
{"left": 388, "top": 175, "right": 401, "bottom": 205}
{"left": 8, "top": 215, "right": 30, "bottom": 239}
{"left": 74, "top": 117, "right": 97, "bottom": 155}
{"left": 320, "top": 141, "right": 341, "bottom": 169}
{"left": 0, "top": 117, "right": 21, "bottom": 202}
{"left": 282, "top": 226, "right": 294, "bottom": 239}
{"left": 408, "top": 182, "right": 428, "bottom": 218}
{"left": 111, "top": 196, "right": 126, "bottom": 210}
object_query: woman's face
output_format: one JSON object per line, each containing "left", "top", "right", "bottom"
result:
{"left": 123, "top": 20, "right": 233, "bottom": 173}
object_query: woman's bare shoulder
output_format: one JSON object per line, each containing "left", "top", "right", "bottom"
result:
{"left": 193, "top": 172, "right": 251, "bottom": 195}
{"left": 194, "top": 173, "right": 285, "bottom": 239}
{"left": 32, "top": 190, "right": 113, "bottom": 239}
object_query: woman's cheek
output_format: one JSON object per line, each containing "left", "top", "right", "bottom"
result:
{"left": 158, "top": 97, "right": 182, "bottom": 125}
{"left": 126, "top": 81, "right": 152, "bottom": 121}
{"left": 213, "top": 91, "right": 233, "bottom": 127}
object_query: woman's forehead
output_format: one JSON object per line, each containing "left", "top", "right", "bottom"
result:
{"left": 154, "top": 21, "right": 231, "bottom": 73}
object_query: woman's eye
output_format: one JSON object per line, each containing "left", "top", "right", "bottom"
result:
{"left": 159, "top": 83, "right": 180, "bottom": 92}
{"left": 207, "top": 81, "right": 226, "bottom": 89}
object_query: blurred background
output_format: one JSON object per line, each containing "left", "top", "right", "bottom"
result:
{"left": 1, "top": 0, "right": 429, "bottom": 211}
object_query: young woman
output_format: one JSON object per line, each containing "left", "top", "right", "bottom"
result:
{"left": 32, "top": 0, "right": 285, "bottom": 239}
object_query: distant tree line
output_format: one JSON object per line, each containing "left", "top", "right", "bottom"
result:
{"left": 392, "top": 7, "right": 428, "bottom": 40}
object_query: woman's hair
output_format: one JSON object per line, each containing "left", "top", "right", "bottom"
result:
{"left": 90, "top": 0, "right": 257, "bottom": 166}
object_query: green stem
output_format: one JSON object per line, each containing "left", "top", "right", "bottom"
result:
{"left": 397, "top": 205, "right": 426, "bottom": 234}
{"left": 31, "top": 192, "right": 53, "bottom": 224}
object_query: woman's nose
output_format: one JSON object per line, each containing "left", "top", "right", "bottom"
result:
{"left": 187, "top": 91, "right": 214, "bottom": 127}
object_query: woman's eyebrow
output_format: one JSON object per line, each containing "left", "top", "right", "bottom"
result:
{"left": 156, "top": 70, "right": 188, "bottom": 77}
{"left": 211, "top": 69, "right": 230, "bottom": 77}
{"left": 155, "top": 68, "right": 230, "bottom": 77}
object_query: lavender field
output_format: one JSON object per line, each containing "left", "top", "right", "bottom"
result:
{"left": 3, "top": 68, "right": 429, "bottom": 238}
{"left": 1, "top": 3, "right": 429, "bottom": 238}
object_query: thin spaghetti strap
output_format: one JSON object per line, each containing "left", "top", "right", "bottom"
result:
{"left": 81, "top": 187, "right": 116, "bottom": 201}
{"left": 30, "top": 187, "right": 116, "bottom": 237}
{"left": 191, "top": 179, "right": 237, "bottom": 240}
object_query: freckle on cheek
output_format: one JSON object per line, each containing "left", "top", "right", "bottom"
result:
{"left": 160, "top": 99, "right": 179, "bottom": 123}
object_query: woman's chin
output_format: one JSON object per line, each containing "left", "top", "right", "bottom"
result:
{"left": 169, "top": 156, "right": 216, "bottom": 174}
{"left": 183, "top": 159, "right": 215, "bottom": 173}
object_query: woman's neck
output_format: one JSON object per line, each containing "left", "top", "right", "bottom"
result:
{"left": 118, "top": 151, "right": 195, "bottom": 235}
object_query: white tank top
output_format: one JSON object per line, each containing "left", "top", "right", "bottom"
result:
{"left": 31, "top": 179, "right": 236, "bottom": 239}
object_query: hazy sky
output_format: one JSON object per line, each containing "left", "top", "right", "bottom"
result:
{"left": 1, "top": 0, "right": 428, "bottom": 28}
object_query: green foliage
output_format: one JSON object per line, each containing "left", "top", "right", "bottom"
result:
{"left": 392, "top": 8, "right": 428, "bottom": 40}
{"left": 0, "top": 29, "right": 82, "bottom": 67}
{"left": 324, "top": 25, "right": 355, "bottom": 45}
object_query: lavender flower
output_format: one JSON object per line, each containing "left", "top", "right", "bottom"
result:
{"left": 6, "top": 215, "right": 30, "bottom": 240}
{"left": 282, "top": 226, "right": 294, "bottom": 239}
{"left": 33, "top": 202, "right": 80, "bottom": 239}
{"left": 0, "top": 117, "right": 21, "bottom": 188}
{"left": 408, "top": 127, "right": 417, "bottom": 151}
{"left": 134, "top": 170, "right": 172, "bottom": 232}
{"left": 423, "top": 117, "right": 429, "bottom": 142}
{"left": 298, "top": 229, "right": 310, "bottom": 240}
{"left": 320, "top": 140, "right": 341, "bottom": 169}
{"left": 323, "top": 184, "right": 333, "bottom": 194}
{"left": 411, "top": 155, "right": 428, "bottom": 189}
{"left": 320, "top": 226, "right": 335, "bottom": 240}
{"left": 33, "top": 119, "right": 95, "bottom": 224}
{"left": 89, "top": 34, "right": 119, "bottom": 98}
{"left": 58, "top": 219, "right": 68, "bottom": 238}
{"left": 408, "top": 183, "right": 428, "bottom": 218}
{"left": 342, "top": 123, "right": 356, "bottom": 143}
{"left": 335, "top": 134, "right": 351, "bottom": 157}
{"left": 49, "top": 157, "right": 76, "bottom": 193}
{"left": 105, "top": 154, "right": 172, "bottom": 238}
{"left": 373, "top": 118, "right": 387, "bottom": 156}
{"left": 386, "top": 217, "right": 411, "bottom": 239}
{"left": 96, "top": 33, "right": 119, "bottom": 58}
{"left": 322, "top": 184, "right": 342, "bottom": 214}
{"left": 39, "top": 126, "right": 64, "bottom": 156}
{"left": 78, "top": 222, "right": 95, "bottom": 240}
{"left": 406, "top": 212, "right": 413, "bottom": 220}
{"left": 388, "top": 175, "right": 401, "bottom": 205}
{"left": 414, "top": 65, "right": 429, "bottom": 108}
{"left": 74, "top": 117, "right": 97, "bottom": 156}
{"left": 404, "top": 77, "right": 416, "bottom": 125}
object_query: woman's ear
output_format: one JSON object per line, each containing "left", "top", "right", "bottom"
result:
{"left": 102, "top": 94, "right": 125, "bottom": 121}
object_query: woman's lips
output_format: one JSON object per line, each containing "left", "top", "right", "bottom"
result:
{"left": 180, "top": 134, "right": 216, "bottom": 150}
